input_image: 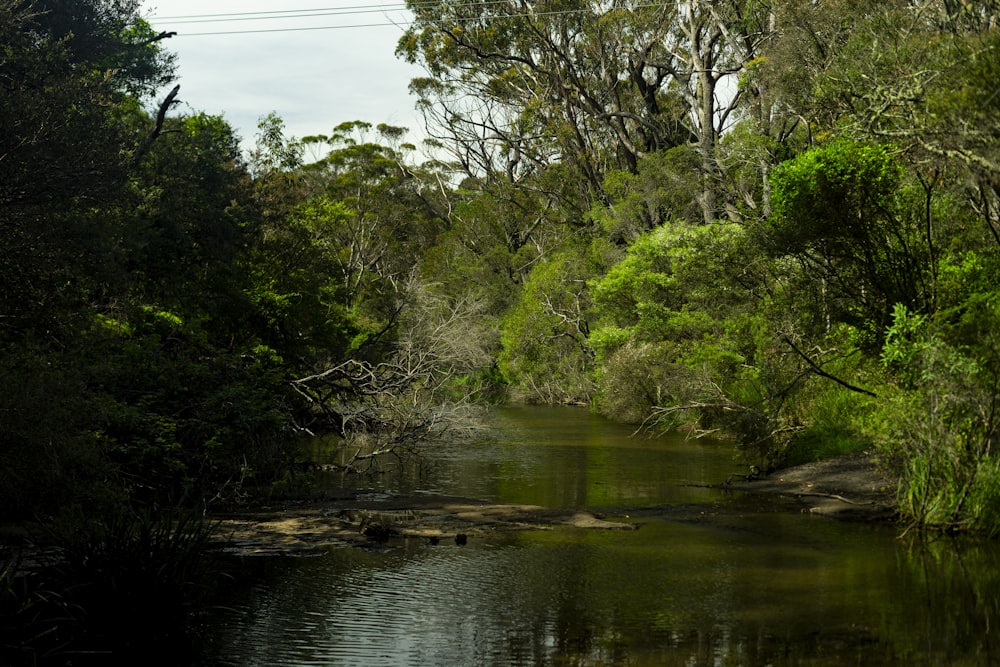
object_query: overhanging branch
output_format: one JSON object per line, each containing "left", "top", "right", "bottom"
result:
{"left": 781, "top": 336, "right": 878, "bottom": 397}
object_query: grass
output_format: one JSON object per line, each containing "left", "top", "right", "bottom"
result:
{"left": 1, "top": 504, "right": 227, "bottom": 665}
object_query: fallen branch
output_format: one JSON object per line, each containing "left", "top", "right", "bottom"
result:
{"left": 794, "top": 491, "right": 866, "bottom": 505}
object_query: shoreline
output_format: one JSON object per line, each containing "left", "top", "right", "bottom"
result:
{"left": 210, "top": 452, "right": 897, "bottom": 556}
{"left": 720, "top": 451, "right": 898, "bottom": 522}
{"left": 0, "top": 453, "right": 898, "bottom": 559}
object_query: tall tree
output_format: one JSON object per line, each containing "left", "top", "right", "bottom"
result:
{"left": 292, "top": 123, "right": 449, "bottom": 321}
{"left": 653, "top": 0, "right": 775, "bottom": 223}
{"left": 0, "top": 0, "right": 175, "bottom": 342}
{"left": 399, "top": 0, "right": 695, "bottom": 209}
{"left": 400, "top": 0, "right": 774, "bottom": 224}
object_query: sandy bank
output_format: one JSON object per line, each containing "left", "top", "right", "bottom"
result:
{"left": 213, "top": 495, "right": 636, "bottom": 556}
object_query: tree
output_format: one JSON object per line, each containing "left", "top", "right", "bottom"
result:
{"left": 124, "top": 114, "right": 250, "bottom": 317}
{"left": 763, "top": 140, "right": 928, "bottom": 342}
{"left": 591, "top": 145, "right": 703, "bottom": 242}
{"left": 399, "top": 0, "right": 696, "bottom": 207}
{"left": 653, "top": 0, "right": 776, "bottom": 223}
{"left": 243, "top": 121, "right": 495, "bottom": 458}
{"left": 760, "top": 0, "right": 1000, "bottom": 245}
{"left": 0, "top": 0, "right": 174, "bottom": 343}
{"left": 28, "top": 0, "right": 177, "bottom": 97}
{"left": 499, "top": 247, "right": 601, "bottom": 404}
{"left": 292, "top": 123, "right": 449, "bottom": 316}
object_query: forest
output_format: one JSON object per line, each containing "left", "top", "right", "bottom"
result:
{"left": 1, "top": 0, "right": 999, "bottom": 654}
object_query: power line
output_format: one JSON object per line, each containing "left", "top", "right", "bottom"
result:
{"left": 151, "top": 4, "right": 410, "bottom": 20}
{"left": 149, "top": 1, "right": 515, "bottom": 21}
{"left": 152, "top": 3, "right": 665, "bottom": 37}
{"left": 153, "top": 6, "right": 413, "bottom": 24}
{"left": 149, "top": 3, "right": 414, "bottom": 36}
{"left": 176, "top": 21, "right": 409, "bottom": 35}
{"left": 160, "top": 12, "right": 402, "bottom": 25}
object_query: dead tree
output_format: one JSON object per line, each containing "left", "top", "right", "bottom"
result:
{"left": 291, "top": 283, "right": 495, "bottom": 472}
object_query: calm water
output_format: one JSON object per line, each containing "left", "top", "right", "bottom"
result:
{"left": 200, "top": 407, "right": 1000, "bottom": 666}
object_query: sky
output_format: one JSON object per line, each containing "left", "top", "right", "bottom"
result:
{"left": 141, "top": 1, "right": 427, "bottom": 151}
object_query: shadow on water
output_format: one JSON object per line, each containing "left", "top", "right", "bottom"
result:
{"left": 200, "top": 407, "right": 1000, "bottom": 666}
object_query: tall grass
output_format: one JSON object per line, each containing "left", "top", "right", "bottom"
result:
{"left": 872, "top": 332, "right": 1000, "bottom": 535}
{"left": 0, "top": 553, "right": 74, "bottom": 665}
{"left": 2, "top": 505, "right": 225, "bottom": 665}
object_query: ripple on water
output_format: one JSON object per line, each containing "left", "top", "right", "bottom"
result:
{"left": 203, "top": 408, "right": 1000, "bottom": 666}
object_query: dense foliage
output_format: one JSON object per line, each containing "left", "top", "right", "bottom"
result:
{"left": 0, "top": 3, "right": 456, "bottom": 525}
{"left": 398, "top": 0, "right": 1000, "bottom": 535}
{"left": 2, "top": 0, "right": 1000, "bottom": 571}
{"left": 3, "top": 1, "right": 1000, "bottom": 658}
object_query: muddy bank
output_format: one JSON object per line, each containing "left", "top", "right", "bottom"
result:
{"left": 719, "top": 451, "right": 898, "bottom": 522}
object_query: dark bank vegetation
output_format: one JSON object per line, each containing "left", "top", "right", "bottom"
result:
{"left": 2, "top": 0, "right": 1000, "bottom": 660}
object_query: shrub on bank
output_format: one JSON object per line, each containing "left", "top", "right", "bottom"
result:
{"left": 1, "top": 505, "right": 224, "bottom": 665}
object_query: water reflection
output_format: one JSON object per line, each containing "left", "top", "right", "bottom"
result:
{"left": 306, "top": 406, "right": 736, "bottom": 508}
{"left": 202, "top": 407, "right": 1000, "bottom": 666}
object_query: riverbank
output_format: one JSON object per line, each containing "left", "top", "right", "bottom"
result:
{"left": 720, "top": 450, "right": 898, "bottom": 522}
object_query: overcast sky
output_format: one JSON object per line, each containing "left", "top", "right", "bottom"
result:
{"left": 142, "top": 1, "right": 427, "bottom": 151}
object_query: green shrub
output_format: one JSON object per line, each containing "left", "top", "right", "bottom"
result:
{"left": 595, "top": 342, "right": 682, "bottom": 424}
{"left": 499, "top": 251, "right": 597, "bottom": 404}
{"left": 871, "top": 304, "right": 1000, "bottom": 534}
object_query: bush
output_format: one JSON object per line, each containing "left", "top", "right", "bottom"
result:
{"left": 0, "top": 345, "right": 105, "bottom": 521}
{"left": 498, "top": 250, "right": 597, "bottom": 404}
{"left": 595, "top": 342, "right": 683, "bottom": 424}
{"left": 871, "top": 304, "right": 1000, "bottom": 534}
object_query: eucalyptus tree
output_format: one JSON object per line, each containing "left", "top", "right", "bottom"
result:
{"left": 398, "top": 0, "right": 696, "bottom": 211}
{"left": 399, "top": 0, "right": 778, "bottom": 224}
{"left": 650, "top": 0, "right": 775, "bottom": 223}
{"left": 290, "top": 122, "right": 450, "bottom": 322}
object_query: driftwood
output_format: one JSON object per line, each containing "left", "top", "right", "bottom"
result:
{"left": 792, "top": 491, "right": 865, "bottom": 506}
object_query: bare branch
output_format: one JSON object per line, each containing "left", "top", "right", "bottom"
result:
{"left": 291, "top": 280, "right": 496, "bottom": 471}
{"left": 781, "top": 336, "right": 878, "bottom": 397}
{"left": 133, "top": 30, "right": 177, "bottom": 47}
{"left": 132, "top": 84, "right": 181, "bottom": 164}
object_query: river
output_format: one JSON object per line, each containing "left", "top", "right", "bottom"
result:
{"left": 198, "top": 406, "right": 1000, "bottom": 666}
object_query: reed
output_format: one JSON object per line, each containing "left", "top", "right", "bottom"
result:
{"left": 5, "top": 504, "right": 227, "bottom": 664}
